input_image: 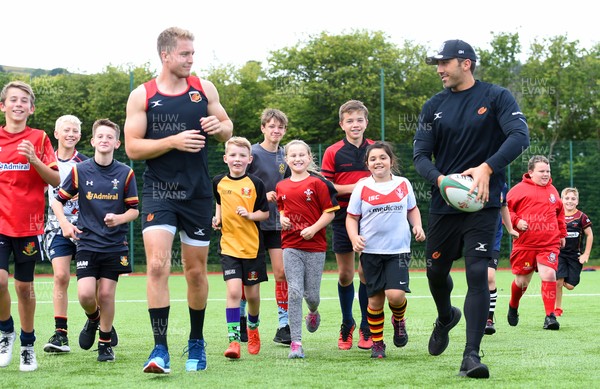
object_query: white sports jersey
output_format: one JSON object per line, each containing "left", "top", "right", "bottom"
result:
{"left": 347, "top": 175, "right": 417, "bottom": 254}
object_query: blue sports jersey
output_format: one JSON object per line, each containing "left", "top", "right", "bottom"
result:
{"left": 57, "top": 159, "right": 138, "bottom": 252}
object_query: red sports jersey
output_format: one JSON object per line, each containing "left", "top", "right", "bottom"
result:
{"left": 0, "top": 126, "right": 58, "bottom": 236}
{"left": 276, "top": 174, "right": 339, "bottom": 252}
{"left": 321, "top": 138, "right": 374, "bottom": 207}
{"left": 507, "top": 173, "right": 567, "bottom": 250}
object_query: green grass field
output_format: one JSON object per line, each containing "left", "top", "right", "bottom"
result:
{"left": 2, "top": 268, "right": 599, "bottom": 388}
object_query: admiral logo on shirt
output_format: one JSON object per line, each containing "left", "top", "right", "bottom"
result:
{"left": 86, "top": 192, "right": 119, "bottom": 200}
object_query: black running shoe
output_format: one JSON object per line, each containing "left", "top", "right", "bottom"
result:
{"left": 273, "top": 324, "right": 291, "bottom": 345}
{"left": 97, "top": 342, "right": 115, "bottom": 362}
{"left": 43, "top": 331, "right": 70, "bottom": 353}
{"left": 428, "top": 306, "right": 461, "bottom": 356}
{"left": 370, "top": 340, "right": 386, "bottom": 359}
{"left": 392, "top": 318, "right": 408, "bottom": 348}
{"left": 543, "top": 313, "right": 560, "bottom": 330}
{"left": 79, "top": 319, "right": 99, "bottom": 350}
{"left": 459, "top": 351, "right": 489, "bottom": 379}
{"left": 507, "top": 305, "right": 519, "bottom": 327}
{"left": 484, "top": 319, "right": 496, "bottom": 335}
{"left": 110, "top": 326, "right": 118, "bottom": 347}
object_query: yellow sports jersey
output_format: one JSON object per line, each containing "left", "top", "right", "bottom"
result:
{"left": 213, "top": 173, "right": 269, "bottom": 259}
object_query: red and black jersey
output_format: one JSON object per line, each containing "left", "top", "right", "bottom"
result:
{"left": 562, "top": 210, "right": 592, "bottom": 254}
{"left": 321, "top": 138, "right": 374, "bottom": 208}
{"left": 142, "top": 76, "right": 211, "bottom": 200}
{"left": 0, "top": 126, "right": 58, "bottom": 237}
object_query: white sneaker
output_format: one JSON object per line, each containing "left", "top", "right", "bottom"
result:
{"left": 20, "top": 346, "right": 37, "bottom": 372}
{"left": 0, "top": 331, "right": 16, "bottom": 367}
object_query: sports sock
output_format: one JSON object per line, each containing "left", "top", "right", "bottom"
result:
{"left": 20, "top": 329, "right": 36, "bottom": 347}
{"left": 389, "top": 299, "right": 407, "bottom": 322}
{"left": 509, "top": 280, "right": 527, "bottom": 309}
{"left": 358, "top": 282, "right": 369, "bottom": 329}
{"left": 240, "top": 298, "right": 247, "bottom": 317}
{"left": 338, "top": 283, "right": 355, "bottom": 324}
{"left": 149, "top": 306, "right": 170, "bottom": 348}
{"left": 276, "top": 281, "right": 289, "bottom": 327}
{"left": 367, "top": 306, "right": 384, "bottom": 342}
{"left": 488, "top": 288, "right": 497, "bottom": 320}
{"left": 55, "top": 316, "right": 68, "bottom": 334}
{"left": 226, "top": 307, "right": 241, "bottom": 342}
{"left": 189, "top": 306, "right": 206, "bottom": 340}
{"left": 0, "top": 316, "right": 15, "bottom": 333}
{"left": 86, "top": 308, "right": 100, "bottom": 322}
{"left": 541, "top": 281, "right": 557, "bottom": 316}
{"left": 99, "top": 329, "right": 111, "bottom": 345}
{"left": 248, "top": 313, "right": 260, "bottom": 330}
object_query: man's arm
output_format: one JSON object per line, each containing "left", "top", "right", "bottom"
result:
{"left": 201, "top": 79, "right": 233, "bottom": 143}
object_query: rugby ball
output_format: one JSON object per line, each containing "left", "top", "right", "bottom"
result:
{"left": 439, "top": 174, "right": 484, "bottom": 212}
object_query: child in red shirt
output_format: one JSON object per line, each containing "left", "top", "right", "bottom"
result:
{"left": 506, "top": 155, "right": 567, "bottom": 330}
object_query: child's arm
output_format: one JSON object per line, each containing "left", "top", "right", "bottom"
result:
{"left": 51, "top": 200, "right": 81, "bottom": 240}
{"left": 17, "top": 139, "right": 60, "bottom": 186}
{"left": 500, "top": 205, "right": 519, "bottom": 238}
{"left": 236, "top": 206, "right": 269, "bottom": 222}
{"left": 407, "top": 206, "right": 426, "bottom": 242}
{"left": 212, "top": 204, "right": 222, "bottom": 230}
{"left": 300, "top": 211, "right": 335, "bottom": 241}
{"left": 580, "top": 227, "right": 594, "bottom": 264}
{"left": 279, "top": 211, "right": 291, "bottom": 230}
{"left": 346, "top": 214, "right": 365, "bottom": 252}
{"left": 104, "top": 208, "right": 139, "bottom": 228}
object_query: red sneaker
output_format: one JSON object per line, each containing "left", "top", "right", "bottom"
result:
{"left": 338, "top": 321, "right": 355, "bottom": 350}
{"left": 247, "top": 328, "right": 260, "bottom": 355}
{"left": 224, "top": 341, "right": 241, "bottom": 359}
{"left": 357, "top": 328, "right": 373, "bottom": 350}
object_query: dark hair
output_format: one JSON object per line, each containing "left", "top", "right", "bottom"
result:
{"left": 364, "top": 141, "right": 400, "bottom": 175}
{"left": 92, "top": 118, "right": 120, "bottom": 139}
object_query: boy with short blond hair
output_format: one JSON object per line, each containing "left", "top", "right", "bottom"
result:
{"left": 213, "top": 136, "right": 269, "bottom": 359}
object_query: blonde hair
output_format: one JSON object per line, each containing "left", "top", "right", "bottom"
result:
{"left": 55, "top": 115, "right": 82, "bottom": 131}
{"left": 561, "top": 187, "right": 579, "bottom": 199}
{"left": 284, "top": 139, "right": 321, "bottom": 175}
{"left": 225, "top": 136, "right": 252, "bottom": 153}
{"left": 157, "top": 27, "right": 194, "bottom": 59}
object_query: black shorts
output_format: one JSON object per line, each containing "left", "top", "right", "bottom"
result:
{"left": 488, "top": 250, "right": 500, "bottom": 270}
{"left": 141, "top": 196, "right": 212, "bottom": 244}
{"left": 332, "top": 209, "right": 352, "bottom": 254}
{"left": 262, "top": 230, "right": 282, "bottom": 250}
{"left": 221, "top": 254, "right": 268, "bottom": 285}
{"left": 360, "top": 252, "right": 411, "bottom": 297}
{"left": 75, "top": 250, "right": 132, "bottom": 281}
{"left": 557, "top": 252, "right": 583, "bottom": 287}
{"left": 426, "top": 208, "right": 498, "bottom": 263}
{"left": 0, "top": 234, "right": 40, "bottom": 282}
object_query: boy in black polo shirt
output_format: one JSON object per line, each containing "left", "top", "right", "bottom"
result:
{"left": 53, "top": 119, "right": 139, "bottom": 362}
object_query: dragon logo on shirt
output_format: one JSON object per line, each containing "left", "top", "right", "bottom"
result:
{"left": 189, "top": 91, "right": 202, "bottom": 103}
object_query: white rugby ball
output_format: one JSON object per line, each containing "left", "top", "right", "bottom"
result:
{"left": 439, "top": 174, "right": 484, "bottom": 212}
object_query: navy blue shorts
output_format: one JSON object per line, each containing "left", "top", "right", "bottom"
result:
{"left": 0, "top": 234, "right": 40, "bottom": 282}
{"left": 48, "top": 233, "right": 77, "bottom": 260}
{"left": 75, "top": 250, "right": 131, "bottom": 281}
{"left": 221, "top": 254, "right": 268, "bottom": 285}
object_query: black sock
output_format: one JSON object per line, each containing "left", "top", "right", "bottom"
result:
{"left": 189, "top": 306, "right": 206, "bottom": 340}
{"left": 20, "top": 329, "right": 36, "bottom": 347}
{"left": 149, "top": 306, "right": 170, "bottom": 349}
{"left": 55, "top": 316, "right": 68, "bottom": 334}
{"left": 86, "top": 308, "right": 100, "bottom": 322}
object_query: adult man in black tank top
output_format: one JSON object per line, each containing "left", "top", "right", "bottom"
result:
{"left": 124, "top": 26, "right": 233, "bottom": 374}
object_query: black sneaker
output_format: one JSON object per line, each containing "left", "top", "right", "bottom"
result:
{"left": 392, "top": 318, "right": 408, "bottom": 347}
{"left": 484, "top": 319, "right": 496, "bottom": 335}
{"left": 428, "top": 306, "right": 461, "bottom": 356}
{"left": 97, "top": 342, "right": 115, "bottom": 362}
{"left": 459, "top": 351, "right": 489, "bottom": 379}
{"left": 43, "top": 331, "right": 71, "bottom": 353}
{"left": 273, "top": 324, "right": 291, "bottom": 345}
{"left": 543, "top": 313, "right": 560, "bottom": 330}
{"left": 370, "top": 340, "right": 386, "bottom": 359}
{"left": 79, "top": 319, "right": 99, "bottom": 350}
{"left": 240, "top": 317, "right": 248, "bottom": 343}
{"left": 110, "top": 326, "right": 118, "bottom": 347}
{"left": 507, "top": 305, "right": 519, "bottom": 327}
